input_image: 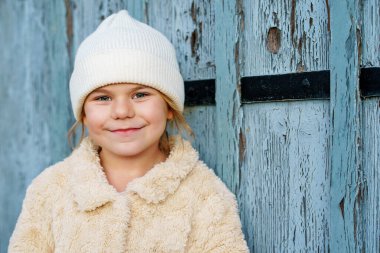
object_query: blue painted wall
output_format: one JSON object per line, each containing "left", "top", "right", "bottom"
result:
{"left": 1, "top": 1, "right": 379, "bottom": 252}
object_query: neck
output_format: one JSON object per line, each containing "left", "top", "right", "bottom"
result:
{"left": 99, "top": 144, "right": 168, "bottom": 192}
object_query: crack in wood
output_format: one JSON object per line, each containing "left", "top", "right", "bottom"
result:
{"left": 339, "top": 197, "right": 345, "bottom": 219}
{"left": 325, "top": 0, "right": 330, "bottom": 32}
{"left": 64, "top": 0, "right": 73, "bottom": 63}
{"left": 290, "top": 0, "right": 296, "bottom": 46}
{"left": 239, "top": 128, "right": 246, "bottom": 168}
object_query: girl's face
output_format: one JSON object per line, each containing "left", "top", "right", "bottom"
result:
{"left": 83, "top": 83, "right": 173, "bottom": 159}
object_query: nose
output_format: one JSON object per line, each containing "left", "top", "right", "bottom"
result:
{"left": 111, "top": 98, "right": 135, "bottom": 119}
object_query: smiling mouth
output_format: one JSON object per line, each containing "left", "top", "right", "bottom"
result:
{"left": 111, "top": 127, "right": 142, "bottom": 134}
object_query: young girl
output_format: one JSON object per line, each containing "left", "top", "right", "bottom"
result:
{"left": 9, "top": 10, "right": 249, "bottom": 252}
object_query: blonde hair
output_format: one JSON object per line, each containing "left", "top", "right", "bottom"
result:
{"left": 159, "top": 92, "right": 194, "bottom": 155}
{"left": 67, "top": 113, "right": 86, "bottom": 150}
{"left": 67, "top": 91, "right": 193, "bottom": 154}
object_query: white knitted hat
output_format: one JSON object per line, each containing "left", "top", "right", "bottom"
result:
{"left": 69, "top": 10, "right": 184, "bottom": 120}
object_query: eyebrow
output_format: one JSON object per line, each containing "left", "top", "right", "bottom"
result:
{"left": 91, "top": 85, "right": 149, "bottom": 95}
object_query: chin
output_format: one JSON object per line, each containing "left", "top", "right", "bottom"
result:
{"left": 107, "top": 146, "right": 142, "bottom": 157}
{"left": 106, "top": 142, "right": 154, "bottom": 158}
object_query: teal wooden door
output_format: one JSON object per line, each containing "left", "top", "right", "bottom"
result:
{"left": 1, "top": 1, "right": 379, "bottom": 252}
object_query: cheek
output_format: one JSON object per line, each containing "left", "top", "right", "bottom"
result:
{"left": 138, "top": 109, "right": 167, "bottom": 126}
{"left": 140, "top": 102, "right": 168, "bottom": 126}
{"left": 83, "top": 106, "right": 107, "bottom": 130}
{"left": 147, "top": 103, "right": 169, "bottom": 125}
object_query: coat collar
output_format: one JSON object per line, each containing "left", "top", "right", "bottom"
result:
{"left": 67, "top": 136, "right": 199, "bottom": 211}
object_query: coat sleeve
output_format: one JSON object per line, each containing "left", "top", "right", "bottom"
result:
{"left": 8, "top": 172, "right": 55, "bottom": 253}
{"left": 186, "top": 178, "right": 250, "bottom": 253}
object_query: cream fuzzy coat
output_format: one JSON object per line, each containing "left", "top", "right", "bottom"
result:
{"left": 9, "top": 137, "right": 249, "bottom": 252}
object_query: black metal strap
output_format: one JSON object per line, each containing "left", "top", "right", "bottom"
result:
{"left": 184, "top": 67, "right": 380, "bottom": 106}
{"left": 360, "top": 67, "right": 380, "bottom": 98}
{"left": 184, "top": 79, "right": 215, "bottom": 106}
{"left": 241, "top": 70, "right": 330, "bottom": 103}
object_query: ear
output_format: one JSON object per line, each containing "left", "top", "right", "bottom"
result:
{"left": 81, "top": 113, "right": 87, "bottom": 126}
{"left": 167, "top": 109, "right": 174, "bottom": 120}
{"left": 80, "top": 105, "right": 87, "bottom": 125}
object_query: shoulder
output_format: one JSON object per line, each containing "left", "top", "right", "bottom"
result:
{"left": 184, "top": 160, "right": 238, "bottom": 210}
{"left": 181, "top": 160, "right": 246, "bottom": 246}
{"left": 23, "top": 158, "right": 71, "bottom": 205}
{"left": 188, "top": 161, "right": 235, "bottom": 197}
{"left": 27, "top": 140, "right": 91, "bottom": 197}
{"left": 183, "top": 162, "right": 249, "bottom": 252}
{"left": 167, "top": 137, "right": 237, "bottom": 207}
{"left": 9, "top": 159, "right": 72, "bottom": 252}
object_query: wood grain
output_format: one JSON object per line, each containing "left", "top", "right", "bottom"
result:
{"left": 329, "top": 0, "right": 362, "bottom": 251}
{"left": 0, "top": 1, "right": 72, "bottom": 251}
{"left": 362, "top": 1, "right": 380, "bottom": 252}
{"left": 240, "top": 101, "right": 330, "bottom": 252}
{"left": 362, "top": 98, "right": 380, "bottom": 253}
{"left": 239, "top": 0, "right": 330, "bottom": 251}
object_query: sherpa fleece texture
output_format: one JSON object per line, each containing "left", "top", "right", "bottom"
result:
{"left": 9, "top": 136, "right": 249, "bottom": 253}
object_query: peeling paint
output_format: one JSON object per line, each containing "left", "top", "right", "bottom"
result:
{"left": 290, "top": 0, "right": 296, "bottom": 45}
{"left": 362, "top": 98, "right": 380, "bottom": 252}
{"left": 330, "top": 0, "right": 362, "bottom": 251}
{"left": 190, "top": 1, "right": 196, "bottom": 22}
{"left": 236, "top": 0, "right": 245, "bottom": 31}
{"left": 266, "top": 27, "right": 281, "bottom": 54}
{"left": 240, "top": 1, "right": 331, "bottom": 251}
{"left": 0, "top": 1, "right": 73, "bottom": 251}
{"left": 144, "top": 1, "right": 149, "bottom": 24}
{"left": 238, "top": 128, "right": 246, "bottom": 167}
{"left": 190, "top": 29, "right": 198, "bottom": 58}
{"left": 356, "top": 27, "right": 362, "bottom": 65}
{"left": 362, "top": 0, "right": 380, "bottom": 66}
{"left": 215, "top": 0, "right": 242, "bottom": 195}
{"left": 325, "top": 0, "right": 330, "bottom": 32}
{"left": 339, "top": 197, "right": 345, "bottom": 218}
{"left": 240, "top": 101, "right": 330, "bottom": 252}
{"left": 242, "top": 0, "right": 330, "bottom": 76}
{"left": 64, "top": 0, "right": 73, "bottom": 61}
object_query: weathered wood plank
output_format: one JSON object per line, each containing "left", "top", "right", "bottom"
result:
{"left": 240, "top": 0, "right": 330, "bottom": 251}
{"left": 70, "top": 0, "right": 129, "bottom": 53}
{"left": 241, "top": 0, "right": 330, "bottom": 76}
{"left": 183, "top": 106, "right": 217, "bottom": 169}
{"left": 240, "top": 101, "right": 330, "bottom": 252}
{"left": 214, "top": 0, "right": 243, "bottom": 193}
{"left": 362, "top": 0, "right": 380, "bottom": 67}
{"left": 329, "top": 0, "right": 363, "bottom": 252}
{"left": 362, "top": 98, "right": 380, "bottom": 253}
{"left": 362, "top": 1, "right": 380, "bottom": 252}
{"left": 145, "top": 0, "right": 215, "bottom": 80}
{"left": 0, "top": 1, "right": 71, "bottom": 251}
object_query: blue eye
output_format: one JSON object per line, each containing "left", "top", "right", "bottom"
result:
{"left": 133, "top": 92, "right": 148, "bottom": 99}
{"left": 95, "top": 96, "right": 111, "bottom": 101}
